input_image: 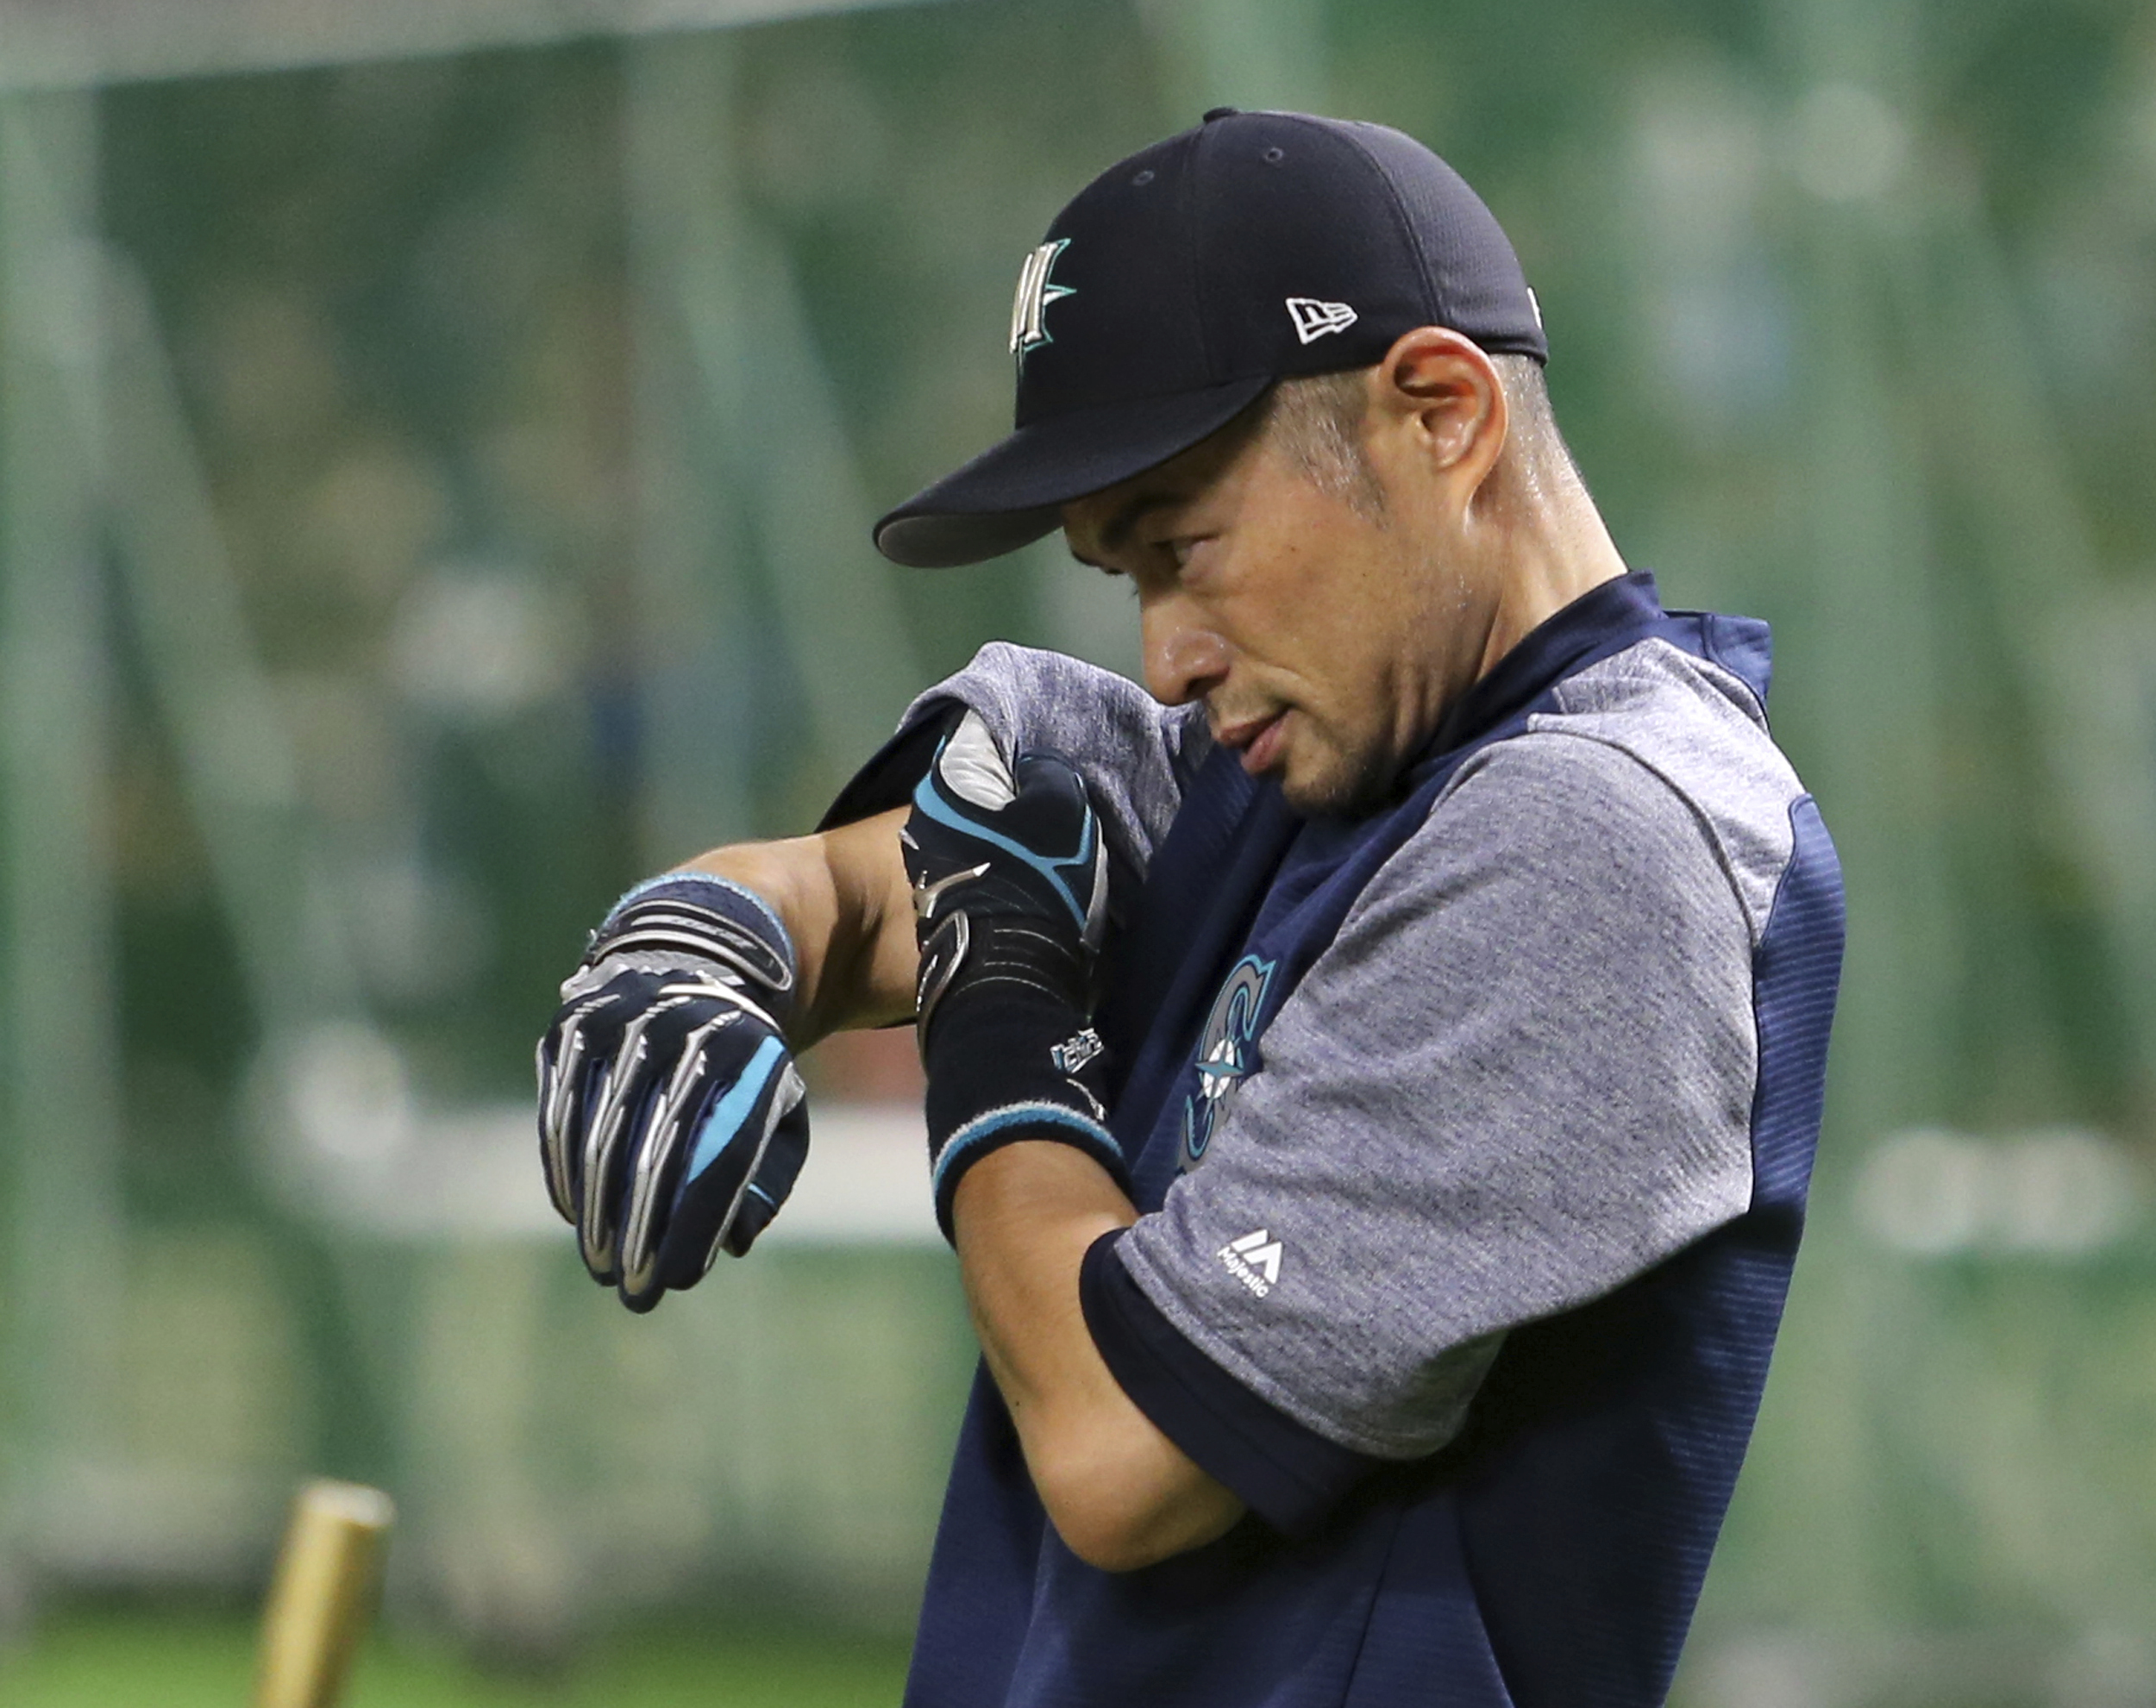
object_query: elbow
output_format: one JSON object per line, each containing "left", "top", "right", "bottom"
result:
{"left": 1031, "top": 1439, "right": 1244, "bottom": 1573}
{"left": 1049, "top": 1504, "right": 1181, "bottom": 1576}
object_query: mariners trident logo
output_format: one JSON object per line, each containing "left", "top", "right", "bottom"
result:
{"left": 1009, "top": 238, "right": 1076, "bottom": 367}
{"left": 1181, "top": 954, "right": 1276, "bottom": 1171}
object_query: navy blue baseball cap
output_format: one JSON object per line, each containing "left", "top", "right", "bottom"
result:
{"left": 874, "top": 109, "right": 1547, "bottom": 568}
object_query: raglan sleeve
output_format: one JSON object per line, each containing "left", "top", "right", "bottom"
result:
{"left": 819, "top": 641, "right": 1205, "bottom": 884}
{"left": 1079, "top": 733, "right": 1762, "bottom": 1535}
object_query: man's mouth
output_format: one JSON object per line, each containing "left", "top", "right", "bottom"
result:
{"left": 1214, "top": 710, "right": 1288, "bottom": 775}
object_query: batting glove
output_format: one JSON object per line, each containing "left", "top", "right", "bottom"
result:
{"left": 537, "top": 873, "right": 808, "bottom": 1311}
{"left": 904, "top": 711, "right": 1123, "bottom": 1238}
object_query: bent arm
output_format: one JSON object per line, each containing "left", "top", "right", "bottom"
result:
{"left": 684, "top": 806, "right": 918, "bottom": 1047}
{"left": 953, "top": 1144, "right": 1245, "bottom": 1572}
{"left": 686, "top": 804, "right": 1240, "bottom": 1567}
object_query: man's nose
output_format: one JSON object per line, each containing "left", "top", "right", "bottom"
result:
{"left": 1141, "top": 594, "right": 1231, "bottom": 707}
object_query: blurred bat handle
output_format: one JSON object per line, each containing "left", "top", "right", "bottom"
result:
{"left": 254, "top": 1479, "right": 396, "bottom": 1708}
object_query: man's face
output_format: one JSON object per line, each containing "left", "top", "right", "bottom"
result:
{"left": 1062, "top": 402, "right": 1481, "bottom": 816}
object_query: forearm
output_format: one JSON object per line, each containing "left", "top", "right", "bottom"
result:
{"left": 684, "top": 806, "right": 917, "bottom": 1047}
{"left": 954, "top": 1143, "right": 1245, "bottom": 1571}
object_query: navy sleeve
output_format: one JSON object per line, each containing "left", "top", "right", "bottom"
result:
{"left": 1080, "top": 1229, "right": 1379, "bottom": 1537}
{"left": 817, "top": 702, "right": 965, "bottom": 831}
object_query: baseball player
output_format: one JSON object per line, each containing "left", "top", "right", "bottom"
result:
{"left": 537, "top": 109, "right": 1844, "bottom": 1707}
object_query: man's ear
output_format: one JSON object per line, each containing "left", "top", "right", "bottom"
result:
{"left": 1369, "top": 327, "right": 1508, "bottom": 501}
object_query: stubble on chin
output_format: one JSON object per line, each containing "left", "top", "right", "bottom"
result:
{"left": 1277, "top": 730, "right": 1399, "bottom": 819}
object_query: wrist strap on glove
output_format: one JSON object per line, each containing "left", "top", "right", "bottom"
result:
{"left": 578, "top": 873, "right": 797, "bottom": 1026}
{"left": 920, "top": 984, "right": 1120, "bottom": 1240}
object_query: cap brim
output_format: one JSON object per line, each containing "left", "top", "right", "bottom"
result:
{"left": 874, "top": 374, "right": 1275, "bottom": 568}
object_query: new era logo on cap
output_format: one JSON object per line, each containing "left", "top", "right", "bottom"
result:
{"left": 1286, "top": 297, "right": 1357, "bottom": 344}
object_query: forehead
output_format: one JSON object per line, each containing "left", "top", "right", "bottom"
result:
{"left": 1062, "top": 400, "right": 1282, "bottom": 563}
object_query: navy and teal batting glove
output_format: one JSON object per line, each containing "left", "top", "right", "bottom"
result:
{"left": 537, "top": 873, "right": 808, "bottom": 1311}
{"left": 903, "top": 712, "right": 1122, "bottom": 1238}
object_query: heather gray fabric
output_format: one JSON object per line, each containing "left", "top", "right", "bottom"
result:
{"left": 903, "top": 636, "right": 1801, "bottom": 1461}
{"left": 895, "top": 642, "right": 1206, "bottom": 882}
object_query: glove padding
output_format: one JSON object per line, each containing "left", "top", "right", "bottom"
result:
{"left": 903, "top": 711, "right": 1123, "bottom": 1237}
{"left": 537, "top": 875, "right": 808, "bottom": 1311}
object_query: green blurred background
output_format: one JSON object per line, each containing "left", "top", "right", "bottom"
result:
{"left": 3, "top": 0, "right": 2155, "bottom": 1702}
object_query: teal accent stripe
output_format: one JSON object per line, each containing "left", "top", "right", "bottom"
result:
{"left": 686, "top": 1035, "right": 788, "bottom": 1182}
{"left": 912, "top": 764, "right": 1095, "bottom": 929}
{"left": 931, "top": 1102, "right": 1120, "bottom": 1197}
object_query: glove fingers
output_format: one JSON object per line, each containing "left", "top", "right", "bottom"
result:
{"left": 556, "top": 970, "right": 814, "bottom": 1308}
{"left": 912, "top": 739, "right": 1102, "bottom": 940}
{"left": 540, "top": 970, "right": 655, "bottom": 1234}
{"left": 717, "top": 1073, "right": 810, "bottom": 1261}
{"left": 1008, "top": 752, "right": 1106, "bottom": 947}
{"left": 615, "top": 1006, "right": 740, "bottom": 1304}
{"left": 576, "top": 1018, "right": 649, "bottom": 1281}
{"left": 543, "top": 875, "right": 805, "bottom": 1308}
{"left": 539, "top": 1002, "right": 607, "bottom": 1223}
{"left": 576, "top": 991, "right": 704, "bottom": 1280}
{"left": 537, "top": 1032, "right": 575, "bottom": 1223}
{"left": 639, "top": 1047, "right": 801, "bottom": 1298}
{"left": 1007, "top": 748, "right": 1086, "bottom": 807}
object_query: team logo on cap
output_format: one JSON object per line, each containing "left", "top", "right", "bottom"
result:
{"left": 1286, "top": 297, "right": 1357, "bottom": 344}
{"left": 1010, "top": 239, "right": 1076, "bottom": 367}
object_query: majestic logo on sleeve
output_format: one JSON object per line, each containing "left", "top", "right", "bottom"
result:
{"left": 1286, "top": 297, "right": 1357, "bottom": 344}
{"left": 1010, "top": 239, "right": 1076, "bottom": 367}
{"left": 1219, "top": 1229, "right": 1283, "bottom": 1298}
{"left": 1181, "top": 954, "right": 1276, "bottom": 1172}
